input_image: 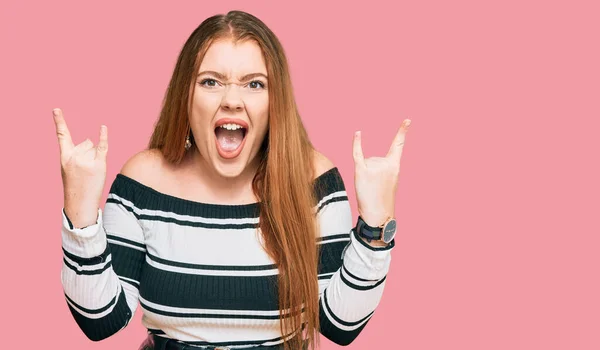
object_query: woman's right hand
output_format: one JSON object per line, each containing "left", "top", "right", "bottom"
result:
{"left": 53, "top": 108, "right": 108, "bottom": 229}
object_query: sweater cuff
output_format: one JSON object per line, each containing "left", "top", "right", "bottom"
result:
{"left": 341, "top": 228, "right": 395, "bottom": 281}
{"left": 61, "top": 208, "right": 107, "bottom": 258}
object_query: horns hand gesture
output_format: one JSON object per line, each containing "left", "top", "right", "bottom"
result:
{"left": 53, "top": 108, "right": 108, "bottom": 228}
{"left": 352, "top": 119, "right": 411, "bottom": 230}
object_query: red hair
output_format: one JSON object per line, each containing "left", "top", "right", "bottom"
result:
{"left": 148, "top": 11, "right": 321, "bottom": 350}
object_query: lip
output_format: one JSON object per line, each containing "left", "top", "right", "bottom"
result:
{"left": 214, "top": 118, "right": 249, "bottom": 129}
{"left": 213, "top": 118, "right": 249, "bottom": 160}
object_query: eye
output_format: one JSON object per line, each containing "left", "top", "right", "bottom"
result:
{"left": 248, "top": 80, "right": 266, "bottom": 89}
{"left": 199, "top": 78, "right": 219, "bottom": 88}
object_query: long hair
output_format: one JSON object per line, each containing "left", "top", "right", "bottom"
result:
{"left": 148, "top": 11, "right": 321, "bottom": 350}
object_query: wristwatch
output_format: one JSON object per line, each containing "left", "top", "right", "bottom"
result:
{"left": 356, "top": 216, "right": 397, "bottom": 244}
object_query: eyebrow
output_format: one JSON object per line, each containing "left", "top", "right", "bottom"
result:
{"left": 197, "top": 71, "right": 268, "bottom": 81}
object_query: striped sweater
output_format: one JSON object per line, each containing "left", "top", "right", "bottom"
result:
{"left": 60, "top": 167, "right": 395, "bottom": 347}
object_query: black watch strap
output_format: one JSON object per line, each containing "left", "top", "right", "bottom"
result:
{"left": 356, "top": 216, "right": 382, "bottom": 242}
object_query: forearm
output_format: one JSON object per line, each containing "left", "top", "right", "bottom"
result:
{"left": 61, "top": 208, "right": 138, "bottom": 341}
{"left": 359, "top": 235, "right": 390, "bottom": 247}
{"left": 318, "top": 227, "right": 393, "bottom": 345}
{"left": 358, "top": 212, "right": 396, "bottom": 248}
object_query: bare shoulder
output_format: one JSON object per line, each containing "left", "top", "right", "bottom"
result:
{"left": 312, "top": 149, "right": 335, "bottom": 180}
{"left": 120, "top": 148, "right": 166, "bottom": 187}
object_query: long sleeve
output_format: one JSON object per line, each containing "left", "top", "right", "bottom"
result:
{"left": 60, "top": 178, "right": 146, "bottom": 341}
{"left": 314, "top": 168, "right": 395, "bottom": 345}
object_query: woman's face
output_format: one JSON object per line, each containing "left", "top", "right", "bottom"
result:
{"left": 190, "top": 38, "right": 269, "bottom": 178}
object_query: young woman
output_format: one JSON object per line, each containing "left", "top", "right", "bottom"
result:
{"left": 55, "top": 10, "right": 411, "bottom": 350}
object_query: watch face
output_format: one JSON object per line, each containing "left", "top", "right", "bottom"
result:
{"left": 382, "top": 219, "right": 397, "bottom": 243}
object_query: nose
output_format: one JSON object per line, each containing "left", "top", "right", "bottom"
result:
{"left": 220, "top": 85, "right": 244, "bottom": 112}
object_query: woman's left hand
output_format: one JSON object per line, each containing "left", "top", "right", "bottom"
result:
{"left": 352, "top": 119, "right": 411, "bottom": 228}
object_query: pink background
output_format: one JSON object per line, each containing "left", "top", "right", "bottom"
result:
{"left": 2, "top": 0, "right": 599, "bottom": 349}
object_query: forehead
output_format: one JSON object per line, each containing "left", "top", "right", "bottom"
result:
{"left": 199, "top": 39, "right": 267, "bottom": 75}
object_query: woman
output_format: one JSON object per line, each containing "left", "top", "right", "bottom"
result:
{"left": 55, "top": 10, "right": 410, "bottom": 350}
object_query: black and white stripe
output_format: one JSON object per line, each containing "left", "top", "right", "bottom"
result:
{"left": 62, "top": 246, "right": 112, "bottom": 276}
{"left": 61, "top": 166, "right": 394, "bottom": 346}
{"left": 318, "top": 289, "right": 373, "bottom": 345}
{"left": 341, "top": 264, "right": 387, "bottom": 291}
{"left": 64, "top": 285, "right": 132, "bottom": 341}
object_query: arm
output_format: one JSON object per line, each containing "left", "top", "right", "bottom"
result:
{"left": 316, "top": 121, "right": 411, "bottom": 344}
{"left": 313, "top": 160, "right": 394, "bottom": 345}
{"left": 61, "top": 175, "right": 146, "bottom": 341}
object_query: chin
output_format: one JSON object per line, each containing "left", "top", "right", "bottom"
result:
{"left": 212, "top": 158, "right": 249, "bottom": 178}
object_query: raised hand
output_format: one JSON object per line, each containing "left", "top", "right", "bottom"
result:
{"left": 352, "top": 119, "right": 411, "bottom": 228}
{"left": 53, "top": 108, "right": 108, "bottom": 228}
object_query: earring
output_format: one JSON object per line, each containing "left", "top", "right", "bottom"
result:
{"left": 185, "top": 134, "right": 192, "bottom": 150}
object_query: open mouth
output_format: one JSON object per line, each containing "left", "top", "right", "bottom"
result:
{"left": 214, "top": 123, "right": 248, "bottom": 159}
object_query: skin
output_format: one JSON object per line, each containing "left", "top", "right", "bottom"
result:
{"left": 186, "top": 38, "right": 270, "bottom": 199}
{"left": 52, "top": 37, "right": 413, "bottom": 247}
{"left": 120, "top": 38, "right": 272, "bottom": 206}
{"left": 352, "top": 121, "right": 411, "bottom": 247}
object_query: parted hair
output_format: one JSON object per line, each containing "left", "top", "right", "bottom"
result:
{"left": 148, "top": 11, "right": 321, "bottom": 350}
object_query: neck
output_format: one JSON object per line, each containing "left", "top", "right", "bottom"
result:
{"left": 186, "top": 147, "right": 261, "bottom": 204}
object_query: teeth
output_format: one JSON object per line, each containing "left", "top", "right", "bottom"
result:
{"left": 219, "top": 123, "right": 244, "bottom": 130}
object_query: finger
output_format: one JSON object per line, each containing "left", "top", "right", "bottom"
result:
{"left": 386, "top": 119, "right": 411, "bottom": 163}
{"left": 53, "top": 108, "right": 74, "bottom": 153}
{"left": 95, "top": 125, "right": 108, "bottom": 160}
{"left": 85, "top": 145, "right": 98, "bottom": 159}
{"left": 74, "top": 138, "right": 95, "bottom": 153}
{"left": 352, "top": 131, "right": 365, "bottom": 168}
